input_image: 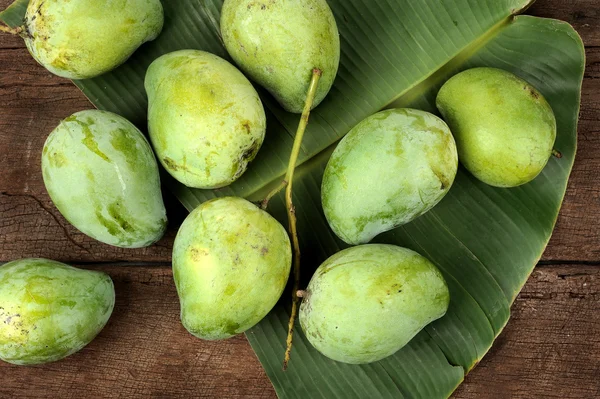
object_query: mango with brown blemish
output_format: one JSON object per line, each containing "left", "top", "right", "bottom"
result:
{"left": 322, "top": 108, "right": 458, "bottom": 245}
{"left": 41, "top": 110, "right": 167, "bottom": 248}
{"left": 22, "top": 0, "right": 163, "bottom": 79}
{"left": 299, "top": 244, "right": 449, "bottom": 364}
{"left": 0, "top": 258, "right": 114, "bottom": 365}
{"left": 172, "top": 197, "right": 291, "bottom": 340}
{"left": 436, "top": 67, "right": 557, "bottom": 187}
{"left": 145, "top": 50, "right": 266, "bottom": 189}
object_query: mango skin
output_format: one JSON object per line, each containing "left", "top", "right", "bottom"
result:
{"left": 299, "top": 244, "right": 449, "bottom": 364}
{"left": 42, "top": 110, "right": 167, "bottom": 248}
{"left": 23, "top": 0, "right": 164, "bottom": 79}
{"left": 0, "top": 258, "right": 115, "bottom": 365}
{"left": 436, "top": 67, "right": 557, "bottom": 188}
{"left": 221, "top": 0, "right": 340, "bottom": 113}
{"left": 145, "top": 50, "right": 266, "bottom": 189}
{"left": 172, "top": 197, "right": 291, "bottom": 340}
{"left": 322, "top": 108, "right": 458, "bottom": 245}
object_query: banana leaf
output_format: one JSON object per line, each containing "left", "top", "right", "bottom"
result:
{"left": 1, "top": 0, "right": 585, "bottom": 397}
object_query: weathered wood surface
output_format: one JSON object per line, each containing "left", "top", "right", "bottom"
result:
{"left": 0, "top": 0, "right": 599, "bottom": 397}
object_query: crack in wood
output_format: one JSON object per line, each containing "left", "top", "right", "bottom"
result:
{"left": 1, "top": 191, "right": 91, "bottom": 254}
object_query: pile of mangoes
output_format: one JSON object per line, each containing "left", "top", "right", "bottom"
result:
{"left": 0, "top": 0, "right": 556, "bottom": 367}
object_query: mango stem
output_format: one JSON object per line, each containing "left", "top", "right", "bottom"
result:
{"left": 0, "top": 24, "right": 23, "bottom": 35}
{"left": 552, "top": 149, "right": 562, "bottom": 159}
{"left": 282, "top": 68, "right": 322, "bottom": 371}
{"left": 260, "top": 180, "right": 288, "bottom": 210}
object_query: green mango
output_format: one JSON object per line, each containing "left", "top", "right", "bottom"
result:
{"left": 299, "top": 244, "right": 449, "bottom": 364}
{"left": 436, "top": 67, "right": 557, "bottom": 188}
{"left": 322, "top": 108, "right": 458, "bottom": 245}
{"left": 22, "top": 0, "right": 163, "bottom": 79}
{"left": 0, "top": 258, "right": 115, "bottom": 365}
{"left": 221, "top": 0, "right": 340, "bottom": 113}
{"left": 145, "top": 50, "right": 266, "bottom": 189}
{"left": 172, "top": 197, "right": 291, "bottom": 340}
{"left": 42, "top": 110, "right": 167, "bottom": 248}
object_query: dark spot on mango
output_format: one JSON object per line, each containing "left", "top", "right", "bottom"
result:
{"left": 190, "top": 247, "right": 209, "bottom": 261}
{"left": 242, "top": 139, "right": 259, "bottom": 162}
{"left": 163, "top": 157, "right": 179, "bottom": 171}
{"left": 4, "top": 314, "right": 20, "bottom": 325}
{"left": 525, "top": 85, "right": 540, "bottom": 99}
{"left": 530, "top": 88, "right": 539, "bottom": 99}
{"left": 241, "top": 120, "right": 252, "bottom": 134}
{"left": 163, "top": 156, "right": 201, "bottom": 177}
{"left": 431, "top": 167, "right": 449, "bottom": 191}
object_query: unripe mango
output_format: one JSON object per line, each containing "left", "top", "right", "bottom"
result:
{"left": 172, "top": 197, "right": 291, "bottom": 340}
{"left": 322, "top": 109, "right": 458, "bottom": 245}
{"left": 145, "top": 50, "right": 266, "bottom": 189}
{"left": 299, "top": 244, "right": 449, "bottom": 364}
{"left": 221, "top": 0, "right": 340, "bottom": 113}
{"left": 22, "top": 0, "right": 163, "bottom": 79}
{"left": 0, "top": 258, "right": 115, "bottom": 365}
{"left": 436, "top": 67, "right": 557, "bottom": 187}
{"left": 42, "top": 110, "right": 167, "bottom": 248}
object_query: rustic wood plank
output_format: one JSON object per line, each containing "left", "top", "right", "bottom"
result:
{"left": 455, "top": 263, "right": 600, "bottom": 398}
{"left": 543, "top": 46, "right": 600, "bottom": 261}
{"left": 0, "top": 263, "right": 597, "bottom": 398}
{"left": 529, "top": 0, "right": 600, "bottom": 47}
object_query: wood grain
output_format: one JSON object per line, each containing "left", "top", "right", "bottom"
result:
{"left": 529, "top": 0, "right": 600, "bottom": 47}
{"left": 456, "top": 264, "right": 600, "bottom": 399}
{"left": 543, "top": 46, "right": 600, "bottom": 261}
{"left": 1, "top": 0, "right": 599, "bottom": 398}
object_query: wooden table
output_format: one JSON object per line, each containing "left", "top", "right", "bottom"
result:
{"left": 1, "top": 1, "right": 598, "bottom": 397}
